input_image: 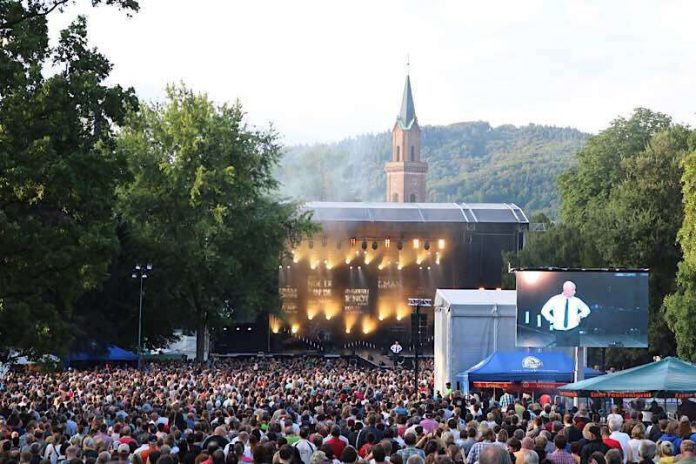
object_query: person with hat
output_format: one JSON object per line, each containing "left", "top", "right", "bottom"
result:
{"left": 580, "top": 425, "right": 610, "bottom": 464}
{"left": 116, "top": 444, "right": 130, "bottom": 464}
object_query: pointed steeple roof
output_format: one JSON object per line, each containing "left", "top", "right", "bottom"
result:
{"left": 397, "top": 74, "right": 416, "bottom": 130}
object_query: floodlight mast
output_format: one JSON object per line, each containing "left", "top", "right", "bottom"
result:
{"left": 408, "top": 298, "right": 432, "bottom": 394}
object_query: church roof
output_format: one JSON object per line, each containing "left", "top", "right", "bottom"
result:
{"left": 303, "top": 202, "right": 529, "bottom": 224}
{"left": 397, "top": 74, "right": 417, "bottom": 130}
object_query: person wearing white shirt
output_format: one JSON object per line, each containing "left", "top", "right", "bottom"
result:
{"left": 608, "top": 419, "right": 632, "bottom": 464}
{"left": 607, "top": 406, "right": 624, "bottom": 427}
{"left": 540, "top": 281, "right": 591, "bottom": 346}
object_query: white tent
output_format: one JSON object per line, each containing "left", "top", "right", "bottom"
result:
{"left": 434, "top": 289, "right": 517, "bottom": 394}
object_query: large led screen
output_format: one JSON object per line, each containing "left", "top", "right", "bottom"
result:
{"left": 516, "top": 270, "right": 649, "bottom": 348}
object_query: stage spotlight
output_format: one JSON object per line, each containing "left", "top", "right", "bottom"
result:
{"left": 413, "top": 238, "right": 420, "bottom": 249}
{"left": 345, "top": 329, "right": 351, "bottom": 334}
{"left": 397, "top": 240, "right": 403, "bottom": 250}
{"left": 349, "top": 265, "right": 353, "bottom": 270}
{"left": 357, "top": 266, "right": 362, "bottom": 270}
{"left": 361, "top": 240, "right": 368, "bottom": 250}
{"left": 308, "top": 240, "right": 314, "bottom": 249}
{"left": 427, "top": 266, "right": 431, "bottom": 270}
{"left": 345, "top": 258, "right": 351, "bottom": 265}
{"left": 438, "top": 239, "right": 446, "bottom": 249}
{"left": 385, "top": 238, "right": 391, "bottom": 248}
{"left": 424, "top": 240, "right": 430, "bottom": 251}
{"left": 372, "top": 241, "right": 378, "bottom": 250}
{"left": 350, "top": 237, "right": 356, "bottom": 247}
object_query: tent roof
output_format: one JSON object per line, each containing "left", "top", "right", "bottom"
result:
{"left": 68, "top": 345, "right": 137, "bottom": 362}
{"left": 303, "top": 202, "right": 529, "bottom": 224}
{"left": 459, "top": 351, "right": 602, "bottom": 382}
{"left": 436, "top": 289, "right": 517, "bottom": 306}
{"left": 559, "top": 357, "right": 696, "bottom": 394}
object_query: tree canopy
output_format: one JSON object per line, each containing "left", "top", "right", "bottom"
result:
{"left": 0, "top": 1, "right": 138, "bottom": 360}
{"left": 116, "top": 85, "right": 315, "bottom": 360}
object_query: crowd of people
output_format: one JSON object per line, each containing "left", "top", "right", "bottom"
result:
{"left": 0, "top": 358, "right": 694, "bottom": 464}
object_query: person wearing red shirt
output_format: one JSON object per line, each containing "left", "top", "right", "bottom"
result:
{"left": 325, "top": 426, "right": 347, "bottom": 459}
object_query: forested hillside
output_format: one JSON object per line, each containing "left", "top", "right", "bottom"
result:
{"left": 278, "top": 122, "right": 588, "bottom": 217}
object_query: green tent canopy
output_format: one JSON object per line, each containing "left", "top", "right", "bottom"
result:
{"left": 558, "top": 357, "right": 696, "bottom": 398}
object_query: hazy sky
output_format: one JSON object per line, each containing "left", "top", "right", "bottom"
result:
{"left": 50, "top": 0, "right": 696, "bottom": 145}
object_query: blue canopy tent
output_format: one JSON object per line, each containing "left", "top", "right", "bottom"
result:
{"left": 456, "top": 351, "right": 602, "bottom": 394}
{"left": 66, "top": 345, "right": 138, "bottom": 365}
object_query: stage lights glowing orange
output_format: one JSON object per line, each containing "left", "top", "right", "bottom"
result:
{"left": 291, "top": 324, "right": 299, "bottom": 334}
{"left": 413, "top": 239, "right": 420, "bottom": 249}
{"left": 385, "top": 238, "right": 391, "bottom": 248}
{"left": 364, "top": 254, "right": 371, "bottom": 265}
{"left": 435, "top": 252, "right": 441, "bottom": 265}
{"left": 344, "top": 312, "right": 358, "bottom": 334}
{"left": 323, "top": 303, "right": 340, "bottom": 320}
{"left": 270, "top": 317, "right": 281, "bottom": 334}
{"left": 345, "top": 258, "right": 351, "bottom": 265}
{"left": 438, "top": 239, "right": 446, "bottom": 250}
{"left": 520, "top": 271, "right": 544, "bottom": 285}
{"left": 361, "top": 317, "right": 376, "bottom": 334}
{"left": 307, "top": 305, "right": 319, "bottom": 320}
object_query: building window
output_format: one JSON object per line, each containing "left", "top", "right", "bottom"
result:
{"left": 409, "top": 193, "right": 416, "bottom": 202}
{"left": 410, "top": 145, "right": 415, "bottom": 161}
{"left": 396, "top": 146, "right": 400, "bottom": 162}
{"left": 393, "top": 193, "right": 399, "bottom": 202}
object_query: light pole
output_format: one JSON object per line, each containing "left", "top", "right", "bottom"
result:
{"left": 131, "top": 264, "right": 153, "bottom": 369}
{"left": 408, "top": 297, "right": 432, "bottom": 394}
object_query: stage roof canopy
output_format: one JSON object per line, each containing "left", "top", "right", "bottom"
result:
{"left": 558, "top": 357, "right": 696, "bottom": 397}
{"left": 303, "top": 202, "right": 529, "bottom": 224}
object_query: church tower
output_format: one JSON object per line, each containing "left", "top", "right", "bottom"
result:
{"left": 385, "top": 73, "right": 428, "bottom": 203}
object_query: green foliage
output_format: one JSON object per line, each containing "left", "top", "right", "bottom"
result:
{"left": 664, "top": 142, "right": 696, "bottom": 362}
{"left": 0, "top": 1, "right": 138, "bottom": 360}
{"left": 511, "top": 110, "right": 691, "bottom": 368}
{"left": 117, "top": 84, "right": 316, "bottom": 360}
{"left": 278, "top": 122, "right": 587, "bottom": 217}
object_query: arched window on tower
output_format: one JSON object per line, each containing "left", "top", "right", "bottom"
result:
{"left": 393, "top": 193, "right": 399, "bottom": 202}
{"left": 409, "top": 193, "right": 416, "bottom": 203}
{"left": 410, "top": 145, "right": 415, "bottom": 162}
{"left": 396, "top": 146, "right": 400, "bottom": 162}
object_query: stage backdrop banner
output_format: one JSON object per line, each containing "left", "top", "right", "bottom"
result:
{"left": 516, "top": 270, "right": 648, "bottom": 348}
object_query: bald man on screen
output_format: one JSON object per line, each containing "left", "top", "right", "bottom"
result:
{"left": 540, "top": 281, "right": 590, "bottom": 332}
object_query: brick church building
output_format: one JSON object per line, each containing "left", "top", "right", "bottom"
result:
{"left": 385, "top": 73, "right": 428, "bottom": 203}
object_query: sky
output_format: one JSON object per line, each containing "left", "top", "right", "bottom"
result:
{"left": 49, "top": 0, "right": 696, "bottom": 145}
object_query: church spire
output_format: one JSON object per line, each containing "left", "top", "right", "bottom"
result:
{"left": 397, "top": 74, "right": 416, "bottom": 130}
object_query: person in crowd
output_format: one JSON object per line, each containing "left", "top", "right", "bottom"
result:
{"left": 678, "top": 440, "right": 696, "bottom": 464}
{"left": 628, "top": 425, "right": 645, "bottom": 464}
{"left": 547, "top": 434, "right": 575, "bottom": 464}
{"left": 581, "top": 426, "right": 610, "bottom": 464}
{"left": 636, "top": 441, "right": 656, "bottom": 464}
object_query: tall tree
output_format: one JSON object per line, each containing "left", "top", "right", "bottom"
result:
{"left": 663, "top": 132, "right": 696, "bottom": 361}
{"left": 514, "top": 111, "right": 689, "bottom": 367}
{"left": 117, "top": 85, "right": 315, "bottom": 360}
{"left": 0, "top": 1, "right": 138, "bottom": 360}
